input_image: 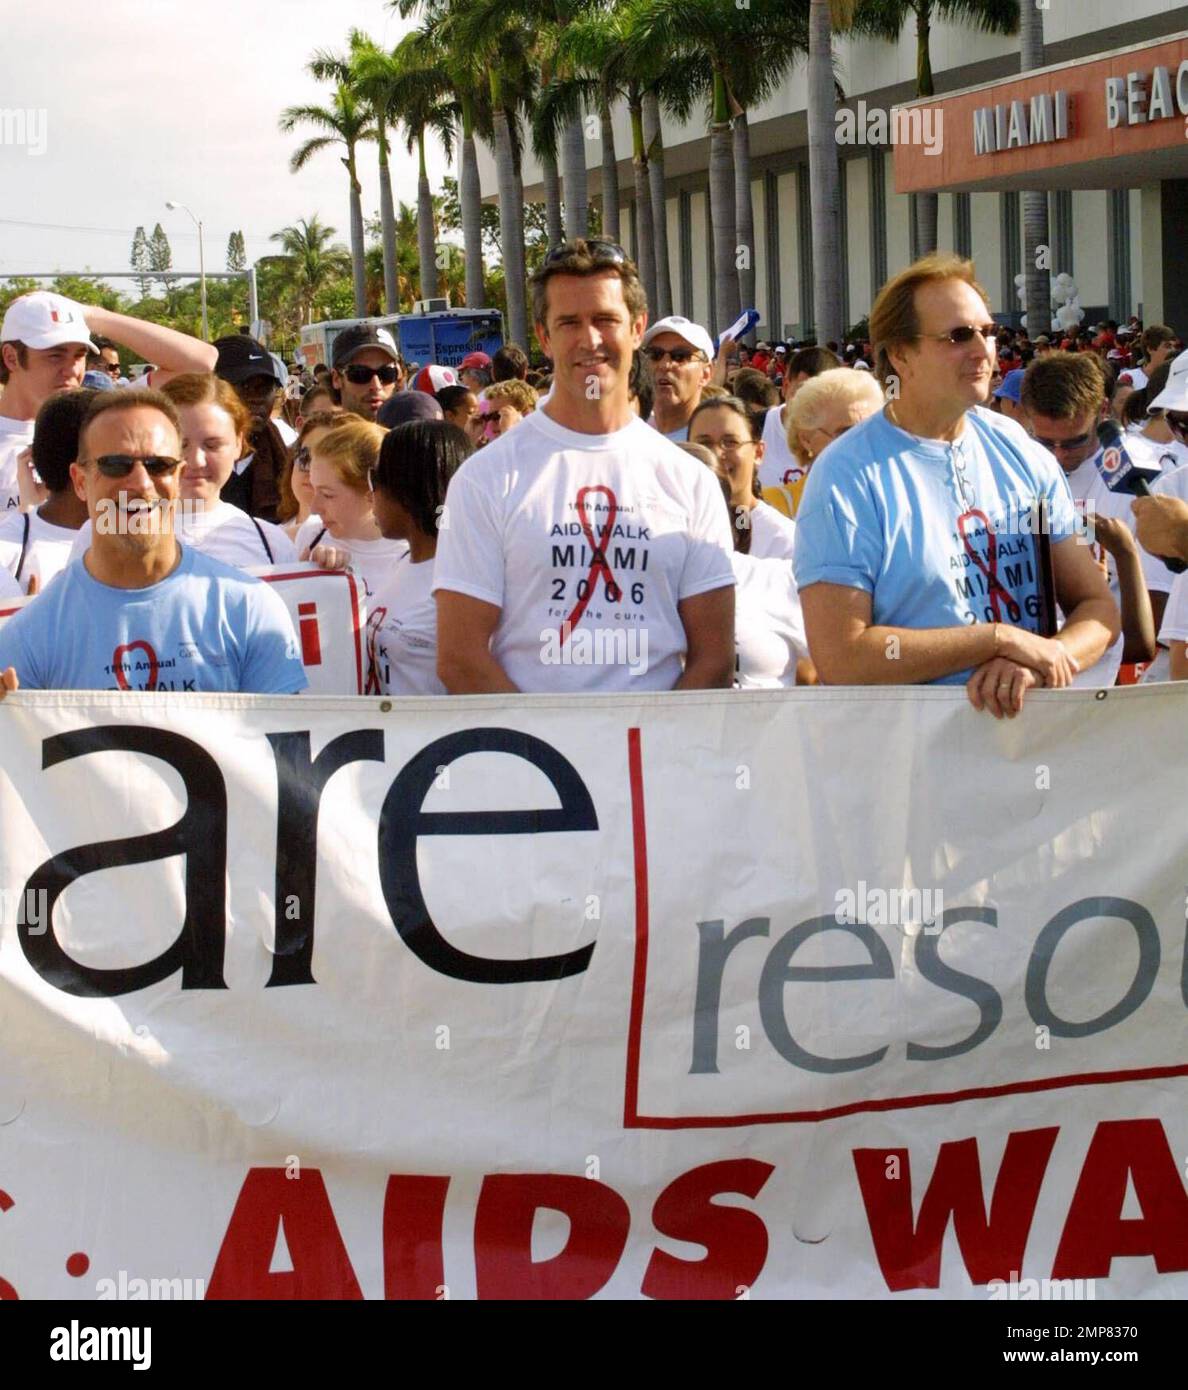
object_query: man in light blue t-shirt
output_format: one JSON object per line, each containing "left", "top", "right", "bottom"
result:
{"left": 793, "top": 255, "right": 1119, "bottom": 719}
{"left": 0, "top": 391, "right": 306, "bottom": 696}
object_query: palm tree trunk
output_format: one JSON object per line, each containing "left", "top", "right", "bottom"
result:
{"left": 807, "top": 0, "right": 842, "bottom": 345}
{"left": 542, "top": 147, "right": 564, "bottom": 246}
{"left": 460, "top": 103, "right": 485, "bottom": 309}
{"left": 709, "top": 70, "right": 739, "bottom": 336}
{"left": 914, "top": 8, "right": 937, "bottom": 256}
{"left": 629, "top": 91, "right": 657, "bottom": 314}
{"left": 346, "top": 151, "right": 367, "bottom": 316}
{"left": 561, "top": 113, "right": 589, "bottom": 240}
{"left": 1021, "top": 4, "right": 1050, "bottom": 335}
{"left": 490, "top": 72, "right": 527, "bottom": 345}
{"left": 600, "top": 100, "right": 620, "bottom": 244}
{"left": 377, "top": 123, "right": 399, "bottom": 314}
{"left": 643, "top": 90, "right": 672, "bottom": 318}
{"left": 417, "top": 129, "right": 438, "bottom": 301}
{"left": 732, "top": 106, "right": 756, "bottom": 339}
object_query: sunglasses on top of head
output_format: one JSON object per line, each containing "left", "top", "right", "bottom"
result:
{"left": 542, "top": 238, "right": 629, "bottom": 270}
{"left": 343, "top": 363, "right": 399, "bottom": 386}
{"left": 93, "top": 454, "right": 181, "bottom": 478}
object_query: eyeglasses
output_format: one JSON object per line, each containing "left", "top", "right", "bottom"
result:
{"left": 542, "top": 238, "right": 628, "bottom": 269}
{"left": 343, "top": 363, "right": 399, "bottom": 386}
{"left": 293, "top": 446, "right": 312, "bottom": 472}
{"left": 93, "top": 454, "right": 181, "bottom": 477}
{"left": 912, "top": 324, "right": 999, "bottom": 347}
{"left": 697, "top": 435, "right": 754, "bottom": 455}
{"left": 103, "top": 362, "right": 121, "bottom": 375}
{"left": 1032, "top": 429, "right": 1096, "bottom": 453}
{"left": 644, "top": 346, "right": 706, "bottom": 366}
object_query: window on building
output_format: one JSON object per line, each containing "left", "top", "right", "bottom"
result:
{"left": 1051, "top": 190, "right": 1073, "bottom": 278}
{"left": 869, "top": 151, "right": 887, "bottom": 295}
{"left": 1108, "top": 188, "right": 1131, "bottom": 320}
{"left": 764, "top": 170, "right": 781, "bottom": 337}
{"left": 797, "top": 165, "right": 814, "bottom": 338}
{"left": 953, "top": 193, "right": 972, "bottom": 259}
{"left": 1001, "top": 191, "right": 1021, "bottom": 320}
{"left": 839, "top": 160, "right": 850, "bottom": 331}
{"left": 679, "top": 189, "right": 693, "bottom": 319}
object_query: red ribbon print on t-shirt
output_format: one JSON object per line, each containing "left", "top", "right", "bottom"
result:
{"left": 559, "top": 485, "right": 622, "bottom": 644}
{"left": 956, "top": 507, "right": 1014, "bottom": 624}
{"left": 112, "top": 640, "right": 160, "bottom": 691}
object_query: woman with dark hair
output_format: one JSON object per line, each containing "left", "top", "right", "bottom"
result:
{"left": 367, "top": 420, "right": 472, "bottom": 695}
{"left": 687, "top": 396, "right": 797, "bottom": 560}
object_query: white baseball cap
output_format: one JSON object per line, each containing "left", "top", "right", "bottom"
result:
{"left": 1149, "top": 348, "right": 1188, "bottom": 412}
{"left": 1, "top": 291, "right": 97, "bottom": 351}
{"left": 641, "top": 315, "right": 715, "bottom": 362}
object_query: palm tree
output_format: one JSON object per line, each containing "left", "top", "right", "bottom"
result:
{"left": 1019, "top": 1, "right": 1049, "bottom": 337}
{"left": 625, "top": 0, "right": 808, "bottom": 334}
{"left": 396, "top": 2, "right": 493, "bottom": 310}
{"left": 269, "top": 216, "right": 352, "bottom": 325}
{"left": 853, "top": 1, "right": 1019, "bottom": 256}
{"left": 279, "top": 82, "right": 376, "bottom": 316}
{"left": 807, "top": 0, "right": 853, "bottom": 345}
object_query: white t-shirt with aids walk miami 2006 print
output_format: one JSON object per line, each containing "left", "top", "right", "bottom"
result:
{"left": 432, "top": 410, "right": 737, "bottom": 692}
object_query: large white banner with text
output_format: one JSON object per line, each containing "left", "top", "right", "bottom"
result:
{"left": 0, "top": 686, "right": 1186, "bottom": 1300}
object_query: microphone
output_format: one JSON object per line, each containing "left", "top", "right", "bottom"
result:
{"left": 1094, "top": 420, "right": 1187, "bottom": 574}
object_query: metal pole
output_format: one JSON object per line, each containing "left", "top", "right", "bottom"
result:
{"left": 197, "top": 219, "right": 208, "bottom": 341}
{"left": 247, "top": 266, "right": 259, "bottom": 328}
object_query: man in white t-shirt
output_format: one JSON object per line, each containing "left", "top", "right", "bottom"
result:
{"left": 433, "top": 239, "right": 736, "bottom": 693}
{"left": 642, "top": 315, "right": 714, "bottom": 443}
{"left": 758, "top": 346, "right": 840, "bottom": 491}
{"left": 1021, "top": 352, "right": 1172, "bottom": 684}
{"left": 0, "top": 291, "right": 216, "bottom": 513}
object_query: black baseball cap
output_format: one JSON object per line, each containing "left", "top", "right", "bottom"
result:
{"left": 214, "top": 334, "right": 281, "bottom": 386}
{"left": 377, "top": 391, "right": 442, "bottom": 428}
{"left": 332, "top": 324, "right": 401, "bottom": 370}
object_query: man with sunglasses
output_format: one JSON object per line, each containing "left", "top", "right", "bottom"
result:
{"left": 0, "top": 391, "right": 306, "bottom": 697}
{"left": 795, "top": 255, "right": 1118, "bottom": 718}
{"left": 433, "top": 238, "right": 735, "bottom": 693}
{"left": 641, "top": 315, "right": 715, "bottom": 442}
{"left": 1022, "top": 351, "right": 1174, "bottom": 682}
{"left": 331, "top": 325, "right": 403, "bottom": 422}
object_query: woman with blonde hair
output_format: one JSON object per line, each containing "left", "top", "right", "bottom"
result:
{"left": 767, "top": 368, "right": 885, "bottom": 518}
{"left": 278, "top": 408, "right": 342, "bottom": 543}
{"left": 472, "top": 378, "right": 538, "bottom": 447}
{"left": 295, "top": 415, "right": 407, "bottom": 603}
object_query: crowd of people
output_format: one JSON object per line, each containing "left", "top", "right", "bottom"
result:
{"left": 4, "top": 241, "right": 1188, "bottom": 710}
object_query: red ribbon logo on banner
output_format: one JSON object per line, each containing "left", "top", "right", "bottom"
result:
{"left": 560, "top": 485, "right": 622, "bottom": 644}
{"left": 112, "top": 640, "right": 160, "bottom": 691}
{"left": 957, "top": 509, "right": 1014, "bottom": 623}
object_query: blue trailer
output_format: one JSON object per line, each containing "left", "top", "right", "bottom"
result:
{"left": 394, "top": 309, "right": 504, "bottom": 369}
{"left": 299, "top": 309, "right": 504, "bottom": 372}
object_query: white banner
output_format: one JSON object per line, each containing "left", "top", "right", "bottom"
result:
{"left": 0, "top": 686, "right": 1186, "bottom": 1301}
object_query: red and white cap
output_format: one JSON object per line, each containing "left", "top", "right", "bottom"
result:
{"left": 1, "top": 291, "right": 97, "bottom": 351}
{"left": 412, "top": 364, "right": 458, "bottom": 394}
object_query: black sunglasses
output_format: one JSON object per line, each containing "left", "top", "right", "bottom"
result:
{"left": 542, "top": 238, "right": 629, "bottom": 269}
{"left": 644, "top": 345, "right": 704, "bottom": 365}
{"left": 343, "top": 363, "right": 399, "bottom": 385}
{"left": 913, "top": 324, "right": 999, "bottom": 347}
{"left": 1032, "top": 429, "right": 1096, "bottom": 453}
{"left": 94, "top": 454, "right": 181, "bottom": 477}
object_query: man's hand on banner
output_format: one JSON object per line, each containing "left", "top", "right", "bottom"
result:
{"left": 966, "top": 656, "right": 1039, "bottom": 719}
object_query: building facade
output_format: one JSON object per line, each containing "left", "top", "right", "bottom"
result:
{"left": 474, "top": 1, "right": 1188, "bottom": 340}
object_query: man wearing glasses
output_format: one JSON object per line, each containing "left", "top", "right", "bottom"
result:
{"left": 0, "top": 392, "right": 306, "bottom": 697}
{"left": 331, "top": 325, "right": 403, "bottom": 422}
{"left": 794, "top": 254, "right": 1118, "bottom": 718}
{"left": 1022, "top": 351, "right": 1172, "bottom": 686}
{"left": 641, "top": 315, "right": 715, "bottom": 442}
{"left": 433, "top": 238, "right": 735, "bottom": 693}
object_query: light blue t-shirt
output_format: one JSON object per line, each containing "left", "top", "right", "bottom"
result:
{"left": 0, "top": 544, "right": 307, "bottom": 694}
{"left": 792, "top": 406, "right": 1078, "bottom": 685}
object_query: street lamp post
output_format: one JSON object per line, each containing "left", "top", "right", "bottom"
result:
{"left": 165, "top": 200, "right": 207, "bottom": 341}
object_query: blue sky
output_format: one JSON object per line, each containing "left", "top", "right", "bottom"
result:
{"left": 0, "top": 0, "right": 452, "bottom": 281}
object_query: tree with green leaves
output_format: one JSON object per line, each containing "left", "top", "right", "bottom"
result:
{"left": 148, "top": 222, "right": 173, "bottom": 302}
{"left": 226, "top": 230, "right": 247, "bottom": 273}
{"left": 269, "top": 216, "right": 352, "bottom": 326}
{"left": 280, "top": 79, "right": 377, "bottom": 315}
{"left": 130, "top": 225, "right": 151, "bottom": 297}
{"left": 853, "top": 0, "right": 1019, "bottom": 256}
